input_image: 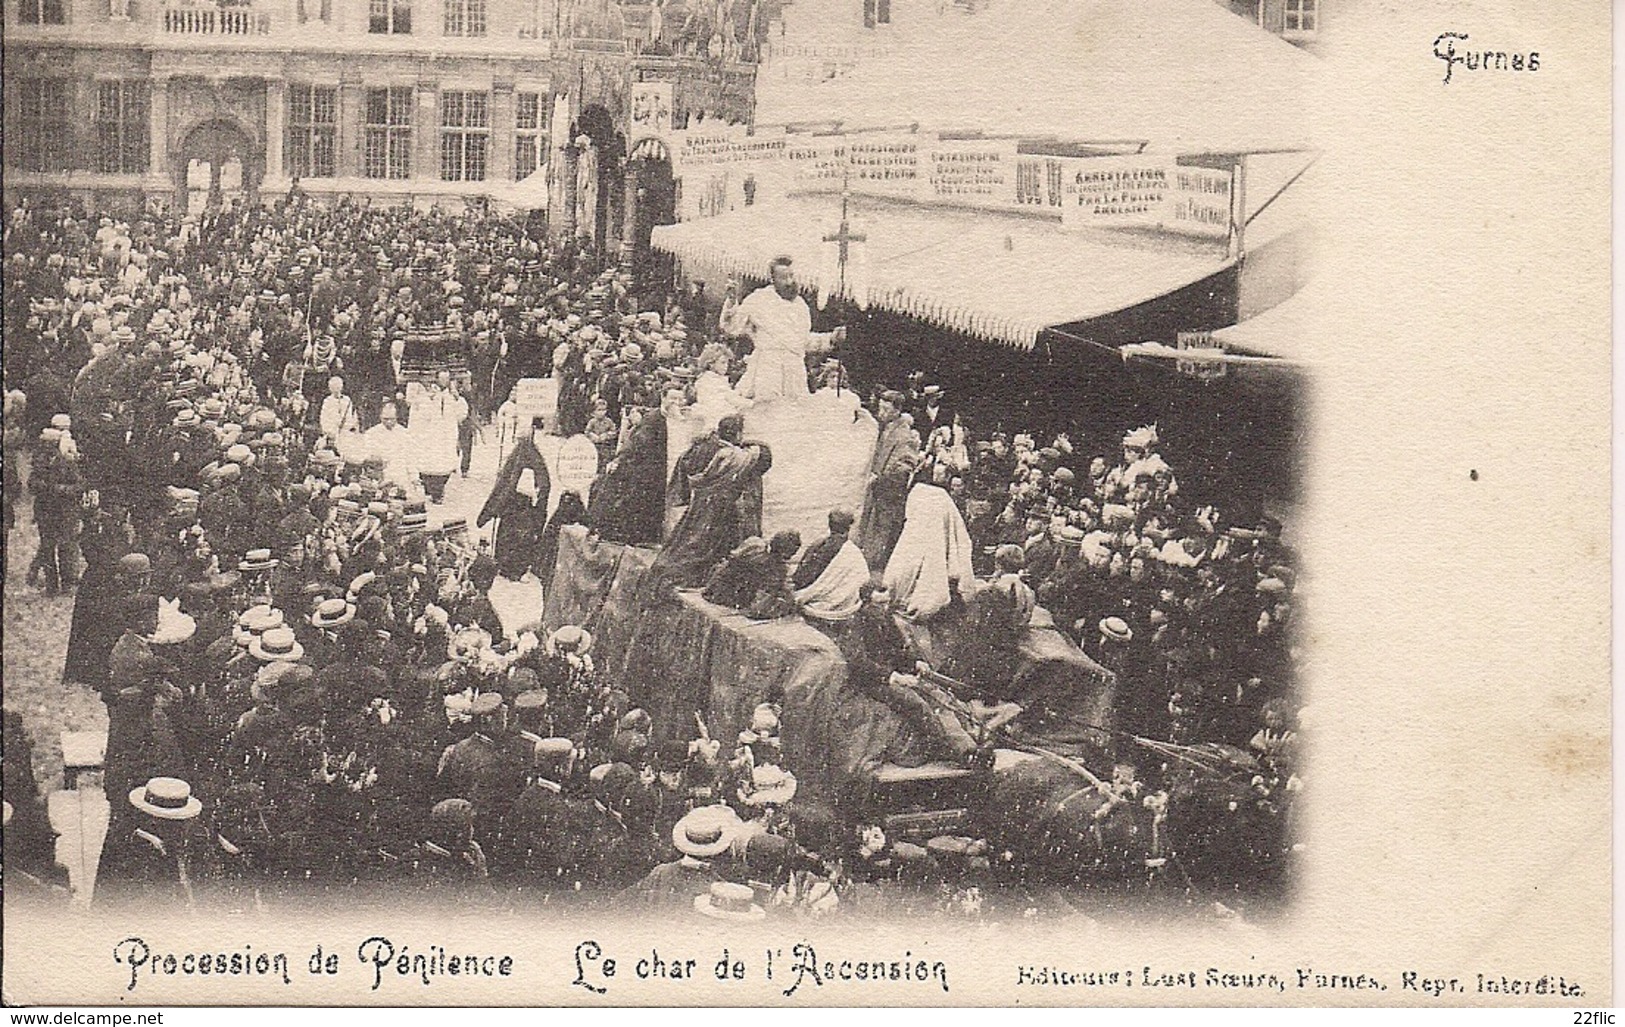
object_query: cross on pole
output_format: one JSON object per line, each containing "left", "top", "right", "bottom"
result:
{"left": 822, "top": 168, "right": 866, "bottom": 299}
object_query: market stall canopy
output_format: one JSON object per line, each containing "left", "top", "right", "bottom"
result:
{"left": 651, "top": 195, "right": 1233, "bottom": 349}
{"left": 492, "top": 167, "right": 551, "bottom": 214}
{"left": 760, "top": 0, "right": 1320, "bottom": 154}
{"left": 1210, "top": 277, "right": 1325, "bottom": 363}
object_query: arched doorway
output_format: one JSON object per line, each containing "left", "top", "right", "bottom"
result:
{"left": 573, "top": 104, "right": 625, "bottom": 254}
{"left": 173, "top": 118, "right": 261, "bottom": 214}
{"left": 626, "top": 136, "right": 677, "bottom": 280}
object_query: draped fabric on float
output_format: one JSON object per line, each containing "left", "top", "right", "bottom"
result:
{"left": 542, "top": 528, "right": 1120, "bottom": 801}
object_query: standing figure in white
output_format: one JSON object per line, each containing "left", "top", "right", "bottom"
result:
{"left": 720, "top": 256, "right": 846, "bottom": 403}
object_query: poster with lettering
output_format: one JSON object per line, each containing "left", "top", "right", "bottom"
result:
{"left": 0, "top": 0, "right": 1611, "bottom": 1014}
{"left": 673, "top": 125, "right": 792, "bottom": 219}
{"left": 1165, "top": 164, "right": 1234, "bottom": 239}
{"left": 844, "top": 134, "right": 923, "bottom": 200}
{"left": 1060, "top": 156, "right": 1174, "bottom": 229}
{"left": 784, "top": 135, "right": 850, "bottom": 193}
{"left": 553, "top": 433, "right": 600, "bottom": 508}
{"left": 924, "top": 137, "right": 1020, "bottom": 208}
{"left": 1013, "top": 154, "right": 1068, "bottom": 212}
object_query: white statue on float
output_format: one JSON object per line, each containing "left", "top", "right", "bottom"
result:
{"left": 717, "top": 254, "right": 876, "bottom": 542}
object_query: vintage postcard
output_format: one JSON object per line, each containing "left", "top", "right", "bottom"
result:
{"left": 0, "top": 0, "right": 1610, "bottom": 1009}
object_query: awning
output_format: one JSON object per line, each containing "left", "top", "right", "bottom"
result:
{"left": 490, "top": 167, "right": 550, "bottom": 214}
{"left": 1210, "top": 279, "right": 1322, "bottom": 362}
{"left": 651, "top": 196, "right": 1233, "bottom": 349}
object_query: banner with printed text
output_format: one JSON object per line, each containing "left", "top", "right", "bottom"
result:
{"left": 1061, "top": 156, "right": 1173, "bottom": 229}
{"left": 924, "top": 138, "right": 1021, "bottom": 207}
{"left": 673, "top": 124, "right": 792, "bottom": 220}
{"left": 1165, "top": 164, "right": 1233, "bottom": 238}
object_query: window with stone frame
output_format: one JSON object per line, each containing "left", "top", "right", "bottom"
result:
{"left": 363, "top": 86, "right": 414, "bottom": 179}
{"left": 287, "top": 84, "right": 338, "bottom": 178}
{"left": 16, "top": 0, "right": 65, "bottom": 24}
{"left": 443, "top": 0, "right": 485, "bottom": 36}
{"left": 9, "top": 79, "right": 73, "bottom": 171}
{"left": 368, "top": 0, "right": 412, "bottom": 33}
{"left": 514, "top": 91, "right": 543, "bottom": 180}
{"left": 439, "top": 89, "right": 488, "bottom": 182}
{"left": 94, "top": 80, "right": 150, "bottom": 174}
{"left": 1284, "top": 0, "right": 1317, "bottom": 33}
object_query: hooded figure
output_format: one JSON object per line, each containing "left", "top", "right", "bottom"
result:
{"left": 478, "top": 418, "right": 553, "bottom": 580}
{"left": 643, "top": 414, "right": 771, "bottom": 593}
{"left": 536, "top": 490, "right": 589, "bottom": 588}
{"left": 882, "top": 477, "right": 976, "bottom": 622}
{"left": 587, "top": 406, "right": 668, "bottom": 545}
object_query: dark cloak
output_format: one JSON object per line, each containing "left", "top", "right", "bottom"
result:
{"left": 536, "top": 490, "right": 589, "bottom": 588}
{"left": 478, "top": 435, "right": 553, "bottom": 580}
{"left": 588, "top": 411, "right": 668, "bottom": 545}
{"left": 644, "top": 440, "right": 772, "bottom": 592}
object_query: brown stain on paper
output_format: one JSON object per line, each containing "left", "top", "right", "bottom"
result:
{"left": 1537, "top": 733, "right": 1610, "bottom": 778}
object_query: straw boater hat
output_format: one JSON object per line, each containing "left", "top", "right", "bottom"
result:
{"left": 249, "top": 626, "right": 305, "bottom": 663}
{"left": 239, "top": 548, "right": 278, "bottom": 573}
{"left": 694, "top": 881, "right": 765, "bottom": 923}
{"left": 738, "top": 763, "right": 798, "bottom": 807}
{"left": 531, "top": 735, "right": 573, "bottom": 766}
{"left": 672, "top": 805, "right": 739, "bottom": 859}
{"left": 310, "top": 597, "right": 357, "bottom": 629}
{"left": 546, "top": 625, "right": 593, "bottom": 657}
{"left": 252, "top": 661, "right": 311, "bottom": 704}
{"left": 235, "top": 604, "right": 285, "bottom": 646}
{"left": 1099, "top": 617, "right": 1134, "bottom": 643}
{"left": 129, "top": 777, "right": 203, "bottom": 821}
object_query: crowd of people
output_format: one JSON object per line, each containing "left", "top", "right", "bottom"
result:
{"left": 1, "top": 193, "right": 1301, "bottom": 913}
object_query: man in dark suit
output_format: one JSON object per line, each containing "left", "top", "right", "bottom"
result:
{"left": 912, "top": 384, "right": 953, "bottom": 438}
{"left": 856, "top": 392, "right": 920, "bottom": 571}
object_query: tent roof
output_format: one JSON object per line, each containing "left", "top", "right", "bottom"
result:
{"left": 492, "top": 167, "right": 550, "bottom": 213}
{"left": 1211, "top": 278, "right": 1322, "bottom": 362}
{"left": 759, "top": 0, "right": 1320, "bottom": 154}
{"left": 651, "top": 195, "right": 1233, "bottom": 349}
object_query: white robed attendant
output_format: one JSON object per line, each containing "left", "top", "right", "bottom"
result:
{"left": 720, "top": 257, "right": 844, "bottom": 403}
{"left": 882, "top": 479, "right": 976, "bottom": 622}
{"left": 361, "top": 406, "right": 424, "bottom": 494}
{"left": 794, "top": 538, "right": 870, "bottom": 623}
{"left": 319, "top": 380, "right": 360, "bottom": 440}
{"left": 690, "top": 348, "right": 753, "bottom": 435}
{"left": 405, "top": 377, "right": 467, "bottom": 478}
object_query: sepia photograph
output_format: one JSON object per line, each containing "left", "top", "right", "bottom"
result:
{"left": 0, "top": 0, "right": 1609, "bottom": 1009}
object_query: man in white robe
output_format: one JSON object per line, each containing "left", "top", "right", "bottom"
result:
{"left": 794, "top": 537, "right": 870, "bottom": 623}
{"left": 882, "top": 472, "right": 976, "bottom": 622}
{"left": 719, "top": 256, "right": 845, "bottom": 403}
{"left": 406, "top": 370, "right": 467, "bottom": 503}
{"left": 319, "top": 375, "right": 359, "bottom": 441}
{"left": 361, "top": 401, "right": 422, "bottom": 494}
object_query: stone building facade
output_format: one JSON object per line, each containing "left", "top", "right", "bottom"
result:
{"left": 3, "top": 0, "right": 764, "bottom": 250}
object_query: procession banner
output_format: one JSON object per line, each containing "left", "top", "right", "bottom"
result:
{"left": 673, "top": 124, "right": 792, "bottom": 220}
